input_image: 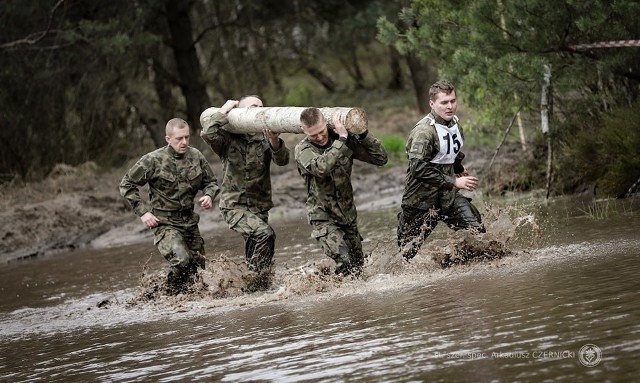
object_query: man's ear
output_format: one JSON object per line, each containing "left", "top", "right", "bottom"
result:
{"left": 165, "top": 135, "right": 171, "bottom": 144}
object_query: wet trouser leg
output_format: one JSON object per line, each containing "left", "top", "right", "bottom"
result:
{"left": 244, "top": 226, "right": 276, "bottom": 272}
{"left": 222, "top": 209, "right": 276, "bottom": 272}
{"left": 339, "top": 223, "right": 365, "bottom": 274}
{"left": 181, "top": 222, "right": 206, "bottom": 271}
{"left": 153, "top": 222, "right": 205, "bottom": 288}
{"left": 396, "top": 206, "right": 438, "bottom": 260}
{"left": 311, "top": 221, "right": 364, "bottom": 276}
{"left": 443, "top": 196, "right": 485, "bottom": 233}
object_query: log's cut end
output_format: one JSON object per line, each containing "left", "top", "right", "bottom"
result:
{"left": 345, "top": 108, "right": 368, "bottom": 135}
{"left": 320, "top": 107, "right": 368, "bottom": 135}
{"left": 199, "top": 107, "right": 221, "bottom": 129}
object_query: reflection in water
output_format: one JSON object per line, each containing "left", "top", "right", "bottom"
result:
{"left": 0, "top": 198, "right": 639, "bottom": 382}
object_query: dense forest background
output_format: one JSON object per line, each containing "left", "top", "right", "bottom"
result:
{"left": 1, "top": 0, "right": 638, "bottom": 197}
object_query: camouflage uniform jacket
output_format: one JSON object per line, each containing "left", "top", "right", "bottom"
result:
{"left": 401, "top": 112, "right": 466, "bottom": 212}
{"left": 295, "top": 132, "right": 388, "bottom": 225}
{"left": 200, "top": 112, "right": 290, "bottom": 213}
{"left": 119, "top": 145, "right": 220, "bottom": 217}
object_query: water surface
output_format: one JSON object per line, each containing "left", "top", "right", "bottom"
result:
{"left": 1, "top": 196, "right": 639, "bottom": 382}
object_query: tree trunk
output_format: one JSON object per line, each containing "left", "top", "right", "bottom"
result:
{"left": 498, "top": 3, "right": 528, "bottom": 152}
{"left": 541, "top": 64, "right": 553, "bottom": 199}
{"left": 511, "top": 92, "right": 528, "bottom": 151}
{"left": 268, "top": 61, "right": 283, "bottom": 93}
{"left": 142, "top": 117, "right": 166, "bottom": 148}
{"left": 388, "top": 46, "right": 404, "bottom": 90}
{"left": 406, "top": 53, "right": 432, "bottom": 114}
{"left": 306, "top": 65, "right": 337, "bottom": 93}
{"left": 200, "top": 107, "right": 368, "bottom": 135}
{"left": 165, "top": 0, "right": 210, "bottom": 133}
{"left": 516, "top": 111, "right": 527, "bottom": 151}
{"left": 152, "top": 58, "right": 179, "bottom": 121}
{"left": 339, "top": 50, "right": 365, "bottom": 89}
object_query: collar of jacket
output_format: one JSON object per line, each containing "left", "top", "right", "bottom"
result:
{"left": 430, "top": 111, "right": 454, "bottom": 126}
{"left": 166, "top": 145, "right": 186, "bottom": 158}
{"left": 308, "top": 130, "right": 338, "bottom": 149}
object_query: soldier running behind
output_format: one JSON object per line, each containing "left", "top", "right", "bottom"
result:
{"left": 120, "top": 118, "right": 220, "bottom": 294}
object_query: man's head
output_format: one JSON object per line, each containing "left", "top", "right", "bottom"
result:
{"left": 238, "top": 95, "right": 263, "bottom": 108}
{"left": 165, "top": 118, "right": 190, "bottom": 154}
{"left": 300, "top": 107, "right": 329, "bottom": 146}
{"left": 238, "top": 95, "right": 263, "bottom": 137}
{"left": 428, "top": 80, "right": 457, "bottom": 122}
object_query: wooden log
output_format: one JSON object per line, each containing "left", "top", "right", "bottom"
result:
{"left": 199, "top": 106, "right": 368, "bottom": 135}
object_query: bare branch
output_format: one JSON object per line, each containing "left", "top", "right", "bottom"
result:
{"left": 0, "top": 0, "right": 65, "bottom": 50}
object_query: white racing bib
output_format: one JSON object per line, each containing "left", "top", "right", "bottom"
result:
{"left": 430, "top": 122, "right": 463, "bottom": 164}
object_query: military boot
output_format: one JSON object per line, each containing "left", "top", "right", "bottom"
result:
{"left": 166, "top": 267, "right": 189, "bottom": 295}
{"left": 247, "top": 229, "right": 276, "bottom": 272}
{"left": 333, "top": 255, "right": 354, "bottom": 276}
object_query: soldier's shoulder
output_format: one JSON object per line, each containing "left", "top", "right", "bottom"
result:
{"left": 295, "top": 138, "right": 312, "bottom": 152}
{"left": 142, "top": 146, "right": 167, "bottom": 160}
{"left": 295, "top": 138, "right": 319, "bottom": 165}
{"left": 187, "top": 146, "right": 205, "bottom": 156}
{"left": 133, "top": 147, "right": 165, "bottom": 170}
{"left": 414, "top": 114, "right": 436, "bottom": 130}
{"left": 409, "top": 116, "right": 435, "bottom": 139}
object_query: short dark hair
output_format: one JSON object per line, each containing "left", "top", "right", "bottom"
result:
{"left": 166, "top": 118, "right": 189, "bottom": 136}
{"left": 300, "top": 107, "right": 322, "bottom": 128}
{"left": 429, "top": 80, "right": 455, "bottom": 101}
{"left": 239, "top": 94, "right": 263, "bottom": 103}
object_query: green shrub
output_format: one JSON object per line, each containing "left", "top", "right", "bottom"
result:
{"left": 556, "top": 101, "right": 640, "bottom": 197}
{"left": 380, "top": 134, "right": 406, "bottom": 161}
{"left": 282, "top": 84, "right": 314, "bottom": 106}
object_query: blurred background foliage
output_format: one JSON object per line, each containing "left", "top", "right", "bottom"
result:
{"left": 1, "top": 0, "right": 638, "bottom": 197}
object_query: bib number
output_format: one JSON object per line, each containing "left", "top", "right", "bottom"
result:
{"left": 442, "top": 132, "right": 461, "bottom": 155}
{"left": 431, "top": 123, "right": 463, "bottom": 164}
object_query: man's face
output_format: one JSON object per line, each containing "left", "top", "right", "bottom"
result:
{"left": 238, "top": 96, "right": 263, "bottom": 108}
{"left": 429, "top": 90, "right": 457, "bottom": 121}
{"left": 166, "top": 126, "right": 190, "bottom": 154}
{"left": 302, "top": 116, "right": 329, "bottom": 146}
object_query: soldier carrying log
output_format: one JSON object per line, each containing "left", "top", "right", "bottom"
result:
{"left": 199, "top": 101, "right": 385, "bottom": 278}
{"left": 295, "top": 107, "right": 388, "bottom": 276}
{"left": 200, "top": 95, "right": 290, "bottom": 289}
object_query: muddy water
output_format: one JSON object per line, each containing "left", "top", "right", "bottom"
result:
{"left": 1, "top": 196, "right": 639, "bottom": 382}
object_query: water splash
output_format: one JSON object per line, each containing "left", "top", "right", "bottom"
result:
{"left": 123, "top": 206, "right": 540, "bottom": 307}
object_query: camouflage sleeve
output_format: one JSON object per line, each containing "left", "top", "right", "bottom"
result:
{"left": 119, "top": 156, "right": 152, "bottom": 217}
{"left": 200, "top": 112, "right": 231, "bottom": 156}
{"left": 453, "top": 124, "right": 466, "bottom": 173}
{"left": 199, "top": 154, "right": 220, "bottom": 201}
{"left": 295, "top": 140, "right": 353, "bottom": 177}
{"left": 407, "top": 126, "right": 455, "bottom": 189}
{"left": 348, "top": 133, "right": 388, "bottom": 166}
{"left": 409, "top": 160, "right": 456, "bottom": 190}
{"left": 271, "top": 138, "right": 290, "bottom": 166}
{"left": 453, "top": 152, "right": 466, "bottom": 174}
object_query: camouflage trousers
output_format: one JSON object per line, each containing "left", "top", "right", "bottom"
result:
{"left": 152, "top": 213, "right": 205, "bottom": 288}
{"left": 397, "top": 195, "right": 484, "bottom": 260}
{"left": 311, "top": 220, "right": 364, "bottom": 276}
{"left": 221, "top": 208, "right": 275, "bottom": 272}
